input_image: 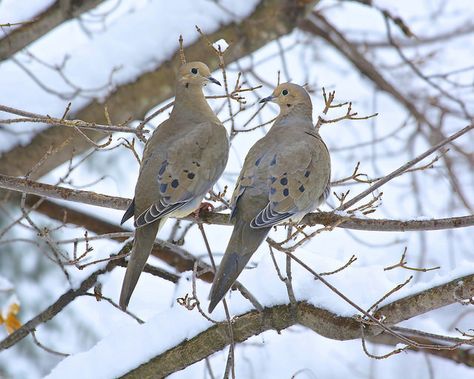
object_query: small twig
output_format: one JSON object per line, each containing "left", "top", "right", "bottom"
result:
{"left": 83, "top": 293, "right": 144, "bottom": 324}
{"left": 197, "top": 222, "right": 236, "bottom": 379}
{"left": 366, "top": 276, "right": 413, "bottom": 316}
{"left": 319, "top": 255, "right": 357, "bottom": 276}
{"left": 339, "top": 124, "right": 474, "bottom": 211}
{"left": 135, "top": 101, "right": 174, "bottom": 133}
{"left": 31, "top": 330, "right": 69, "bottom": 357}
{"left": 384, "top": 247, "right": 440, "bottom": 272}
{"left": 0, "top": 104, "right": 145, "bottom": 136}
{"left": 361, "top": 324, "right": 409, "bottom": 359}
{"left": 282, "top": 251, "right": 435, "bottom": 350}
{"left": 179, "top": 35, "right": 186, "bottom": 64}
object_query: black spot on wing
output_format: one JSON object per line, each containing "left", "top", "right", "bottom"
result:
{"left": 283, "top": 188, "right": 289, "bottom": 197}
{"left": 255, "top": 157, "right": 262, "bottom": 166}
{"left": 171, "top": 179, "right": 179, "bottom": 188}
{"left": 158, "top": 160, "right": 168, "bottom": 176}
{"left": 304, "top": 170, "right": 310, "bottom": 178}
{"left": 187, "top": 172, "right": 195, "bottom": 179}
{"left": 270, "top": 155, "right": 276, "bottom": 166}
{"left": 299, "top": 185, "right": 305, "bottom": 193}
{"left": 280, "top": 177, "right": 288, "bottom": 185}
{"left": 160, "top": 183, "right": 168, "bottom": 193}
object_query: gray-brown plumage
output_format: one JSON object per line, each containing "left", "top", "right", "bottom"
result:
{"left": 208, "top": 83, "right": 331, "bottom": 312}
{"left": 120, "top": 62, "right": 229, "bottom": 310}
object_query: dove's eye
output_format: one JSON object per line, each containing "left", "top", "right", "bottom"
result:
{"left": 282, "top": 89, "right": 289, "bottom": 96}
{"left": 191, "top": 68, "right": 198, "bottom": 74}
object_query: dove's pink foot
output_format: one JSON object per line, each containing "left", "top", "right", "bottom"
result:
{"left": 192, "top": 201, "right": 215, "bottom": 220}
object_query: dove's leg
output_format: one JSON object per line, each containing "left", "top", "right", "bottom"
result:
{"left": 192, "top": 201, "right": 215, "bottom": 220}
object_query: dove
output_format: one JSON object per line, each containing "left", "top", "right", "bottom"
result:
{"left": 119, "top": 62, "right": 229, "bottom": 310}
{"left": 208, "top": 83, "right": 331, "bottom": 312}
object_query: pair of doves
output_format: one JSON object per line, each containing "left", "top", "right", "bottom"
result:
{"left": 119, "top": 62, "right": 331, "bottom": 313}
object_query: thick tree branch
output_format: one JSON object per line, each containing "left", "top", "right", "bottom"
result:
{"left": 2, "top": 263, "right": 472, "bottom": 368}
{"left": 299, "top": 12, "right": 426, "bottom": 122}
{"left": 121, "top": 272, "right": 474, "bottom": 377}
{"left": 0, "top": 0, "right": 105, "bottom": 62}
{"left": 375, "top": 274, "right": 474, "bottom": 324}
{"left": 0, "top": 0, "right": 316, "bottom": 182}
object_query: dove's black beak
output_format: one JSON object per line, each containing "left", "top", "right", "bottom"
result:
{"left": 259, "top": 95, "right": 275, "bottom": 103}
{"left": 207, "top": 76, "right": 221, "bottom": 86}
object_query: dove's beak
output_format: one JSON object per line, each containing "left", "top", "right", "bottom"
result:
{"left": 207, "top": 76, "right": 221, "bottom": 86}
{"left": 259, "top": 95, "right": 275, "bottom": 103}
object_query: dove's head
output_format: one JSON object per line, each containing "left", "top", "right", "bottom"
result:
{"left": 177, "top": 62, "right": 221, "bottom": 88}
{"left": 259, "top": 83, "right": 312, "bottom": 117}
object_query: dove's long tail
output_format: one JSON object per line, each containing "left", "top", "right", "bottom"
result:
{"left": 120, "top": 220, "right": 162, "bottom": 310}
{"left": 208, "top": 219, "right": 271, "bottom": 313}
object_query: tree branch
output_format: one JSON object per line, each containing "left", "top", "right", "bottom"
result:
{"left": 0, "top": 0, "right": 317, "bottom": 182}
{"left": 375, "top": 274, "right": 474, "bottom": 324}
{"left": 0, "top": 0, "right": 105, "bottom": 62}
{"left": 23, "top": 195, "right": 213, "bottom": 280}
{"left": 299, "top": 12, "right": 474, "bottom": 166}
{"left": 338, "top": 124, "right": 474, "bottom": 210}
{"left": 3, "top": 175, "right": 474, "bottom": 233}
{"left": 121, "top": 272, "right": 474, "bottom": 377}
{"left": 0, "top": 104, "right": 147, "bottom": 136}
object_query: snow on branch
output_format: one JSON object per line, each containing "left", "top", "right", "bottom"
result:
{"left": 26, "top": 271, "right": 474, "bottom": 378}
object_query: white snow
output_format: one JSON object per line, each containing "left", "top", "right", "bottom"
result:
{"left": 1, "top": 0, "right": 474, "bottom": 378}
{"left": 0, "top": 0, "right": 259, "bottom": 151}
{"left": 0, "top": 0, "right": 55, "bottom": 32}
{"left": 212, "top": 38, "right": 229, "bottom": 52}
{"left": 45, "top": 248, "right": 474, "bottom": 378}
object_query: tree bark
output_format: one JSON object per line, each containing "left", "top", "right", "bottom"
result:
{"left": 121, "top": 273, "right": 474, "bottom": 377}
{"left": 0, "top": 0, "right": 105, "bottom": 62}
{"left": 0, "top": 0, "right": 317, "bottom": 183}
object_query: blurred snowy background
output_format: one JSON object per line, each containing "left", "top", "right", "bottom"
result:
{"left": 0, "top": 0, "right": 473, "bottom": 378}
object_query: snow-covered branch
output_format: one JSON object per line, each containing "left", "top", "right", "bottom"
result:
{"left": 33, "top": 272, "right": 474, "bottom": 378}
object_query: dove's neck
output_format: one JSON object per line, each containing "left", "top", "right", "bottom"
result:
{"left": 275, "top": 104, "right": 313, "bottom": 129}
{"left": 172, "top": 84, "right": 217, "bottom": 123}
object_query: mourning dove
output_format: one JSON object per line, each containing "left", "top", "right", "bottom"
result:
{"left": 120, "top": 62, "right": 229, "bottom": 310}
{"left": 208, "top": 83, "right": 331, "bottom": 312}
